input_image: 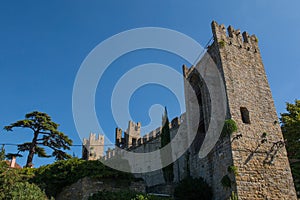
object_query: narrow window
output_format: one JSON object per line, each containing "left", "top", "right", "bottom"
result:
{"left": 132, "top": 138, "right": 137, "bottom": 147}
{"left": 240, "top": 107, "right": 250, "bottom": 124}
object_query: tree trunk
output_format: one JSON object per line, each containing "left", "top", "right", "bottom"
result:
{"left": 26, "top": 131, "right": 39, "bottom": 168}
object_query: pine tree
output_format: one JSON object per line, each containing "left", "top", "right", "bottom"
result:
{"left": 4, "top": 111, "right": 73, "bottom": 167}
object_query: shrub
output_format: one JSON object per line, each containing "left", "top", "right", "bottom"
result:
{"left": 218, "top": 40, "right": 226, "bottom": 48}
{"left": 89, "top": 190, "right": 137, "bottom": 200}
{"left": 131, "top": 194, "right": 171, "bottom": 200}
{"left": 221, "top": 119, "right": 238, "bottom": 137}
{"left": 7, "top": 182, "right": 48, "bottom": 200}
{"left": 31, "top": 158, "right": 133, "bottom": 198}
{"left": 174, "top": 177, "right": 212, "bottom": 200}
{"left": 229, "top": 191, "right": 238, "bottom": 200}
{"left": 227, "top": 165, "right": 238, "bottom": 176}
{"left": 0, "top": 163, "right": 47, "bottom": 200}
{"left": 89, "top": 190, "right": 170, "bottom": 200}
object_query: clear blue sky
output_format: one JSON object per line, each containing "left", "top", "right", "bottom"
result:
{"left": 0, "top": 1, "right": 299, "bottom": 167}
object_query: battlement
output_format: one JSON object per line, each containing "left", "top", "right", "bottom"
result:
{"left": 127, "top": 120, "right": 141, "bottom": 137}
{"left": 211, "top": 21, "right": 259, "bottom": 53}
{"left": 103, "top": 114, "right": 185, "bottom": 160}
{"left": 89, "top": 133, "right": 104, "bottom": 143}
{"left": 82, "top": 133, "right": 105, "bottom": 160}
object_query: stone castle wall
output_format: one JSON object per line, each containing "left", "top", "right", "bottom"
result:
{"left": 83, "top": 21, "right": 297, "bottom": 200}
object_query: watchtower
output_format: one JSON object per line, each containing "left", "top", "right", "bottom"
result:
{"left": 201, "top": 21, "right": 297, "bottom": 199}
{"left": 82, "top": 133, "right": 104, "bottom": 160}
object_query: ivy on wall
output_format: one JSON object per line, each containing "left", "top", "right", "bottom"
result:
{"left": 221, "top": 119, "right": 238, "bottom": 138}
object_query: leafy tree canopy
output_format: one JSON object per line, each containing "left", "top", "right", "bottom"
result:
{"left": 281, "top": 100, "right": 300, "bottom": 159}
{"left": 281, "top": 100, "right": 300, "bottom": 197}
{"left": 4, "top": 111, "right": 73, "bottom": 167}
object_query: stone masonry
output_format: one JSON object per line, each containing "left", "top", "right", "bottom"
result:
{"left": 83, "top": 21, "right": 297, "bottom": 200}
{"left": 82, "top": 133, "right": 104, "bottom": 160}
{"left": 207, "top": 21, "right": 297, "bottom": 199}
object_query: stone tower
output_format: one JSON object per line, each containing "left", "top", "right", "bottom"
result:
{"left": 115, "top": 121, "right": 141, "bottom": 149}
{"left": 115, "top": 127, "right": 123, "bottom": 148}
{"left": 125, "top": 121, "right": 141, "bottom": 148}
{"left": 199, "top": 21, "right": 297, "bottom": 199}
{"left": 82, "top": 133, "right": 104, "bottom": 160}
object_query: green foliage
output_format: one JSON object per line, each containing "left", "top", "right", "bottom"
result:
{"left": 281, "top": 100, "right": 300, "bottom": 159}
{"left": 218, "top": 40, "right": 226, "bottom": 48}
{"left": 221, "top": 119, "right": 238, "bottom": 137}
{"left": 0, "top": 163, "right": 46, "bottom": 200}
{"left": 4, "top": 111, "right": 73, "bottom": 167}
{"left": 221, "top": 175, "right": 231, "bottom": 188}
{"left": 1, "top": 158, "right": 133, "bottom": 199}
{"left": 228, "top": 191, "right": 238, "bottom": 200}
{"left": 31, "top": 158, "right": 133, "bottom": 198}
{"left": 5, "top": 153, "right": 23, "bottom": 160}
{"left": 281, "top": 100, "right": 300, "bottom": 197}
{"left": 89, "top": 190, "right": 170, "bottom": 200}
{"left": 174, "top": 177, "right": 212, "bottom": 200}
{"left": 131, "top": 194, "right": 171, "bottom": 200}
{"left": 161, "top": 108, "right": 171, "bottom": 148}
{"left": 6, "top": 182, "right": 47, "bottom": 200}
{"left": 227, "top": 165, "right": 238, "bottom": 176}
{"left": 160, "top": 107, "right": 174, "bottom": 183}
{"left": 0, "top": 145, "right": 5, "bottom": 161}
{"left": 89, "top": 190, "right": 137, "bottom": 200}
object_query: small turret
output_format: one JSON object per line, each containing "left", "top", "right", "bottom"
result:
{"left": 82, "top": 133, "right": 104, "bottom": 160}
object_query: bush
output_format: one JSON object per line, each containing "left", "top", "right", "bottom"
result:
{"left": 0, "top": 162, "right": 47, "bottom": 200}
{"left": 218, "top": 40, "right": 226, "bottom": 48}
{"left": 229, "top": 191, "right": 238, "bottom": 200}
{"left": 227, "top": 165, "right": 238, "bottom": 176}
{"left": 131, "top": 194, "right": 171, "bottom": 200}
{"left": 221, "top": 119, "right": 238, "bottom": 137}
{"left": 31, "top": 158, "right": 133, "bottom": 198}
{"left": 174, "top": 177, "right": 212, "bottom": 200}
{"left": 88, "top": 190, "right": 170, "bottom": 200}
{"left": 89, "top": 190, "right": 137, "bottom": 200}
{"left": 7, "top": 182, "right": 48, "bottom": 200}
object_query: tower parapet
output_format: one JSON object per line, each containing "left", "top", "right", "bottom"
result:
{"left": 211, "top": 21, "right": 259, "bottom": 54}
{"left": 115, "top": 128, "right": 123, "bottom": 147}
{"left": 207, "top": 21, "right": 297, "bottom": 199}
{"left": 82, "top": 133, "right": 104, "bottom": 160}
{"left": 115, "top": 120, "right": 141, "bottom": 149}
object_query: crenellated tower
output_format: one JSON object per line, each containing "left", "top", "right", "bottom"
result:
{"left": 82, "top": 133, "right": 104, "bottom": 160}
{"left": 115, "top": 121, "right": 141, "bottom": 149}
{"left": 125, "top": 121, "right": 141, "bottom": 148}
{"left": 203, "top": 21, "right": 297, "bottom": 199}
